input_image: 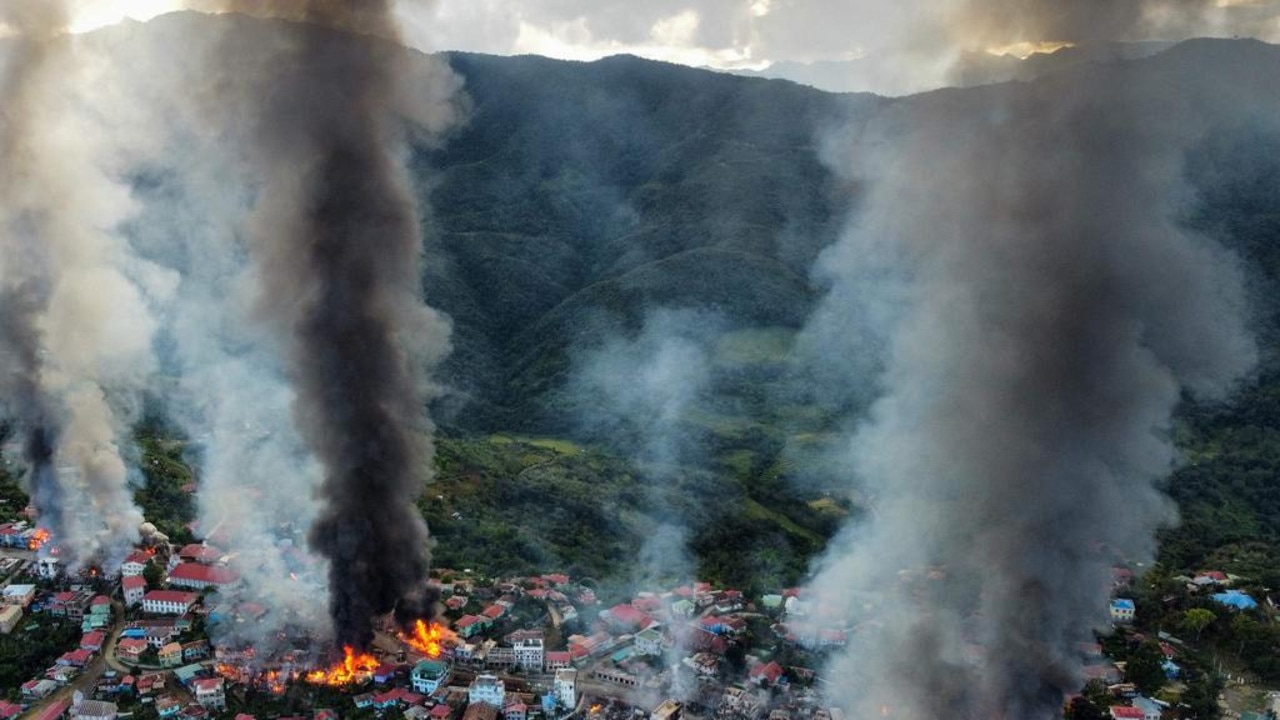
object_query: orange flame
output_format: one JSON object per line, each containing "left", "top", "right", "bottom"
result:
{"left": 28, "top": 528, "right": 51, "bottom": 551}
{"left": 304, "top": 646, "right": 379, "bottom": 686}
{"left": 402, "top": 620, "right": 456, "bottom": 658}
{"left": 589, "top": 705, "right": 603, "bottom": 714}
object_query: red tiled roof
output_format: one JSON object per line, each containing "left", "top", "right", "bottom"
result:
{"left": 179, "top": 544, "right": 223, "bottom": 561}
{"left": 546, "top": 651, "right": 571, "bottom": 662}
{"left": 123, "top": 576, "right": 147, "bottom": 590}
{"left": 482, "top": 605, "right": 505, "bottom": 620}
{"left": 608, "top": 603, "right": 652, "bottom": 629}
{"left": 144, "top": 590, "right": 198, "bottom": 605}
{"left": 193, "top": 678, "right": 223, "bottom": 692}
{"left": 431, "top": 705, "right": 453, "bottom": 718}
{"left": 31, "top": 699, "right": 70, "bottom": 720}
{"left": 81, "top": 631, "right": 105, "bottom": 648}
{"left": 1110, "top": 707, "right": 1145, "bottom": 720}
{"left": 170, "top": 563, "right": 239, "bottom": 585}
{"left": 62, "top": 648, "right": 93, "bottom": 665}
{"left": 456, "top": 614, "right": 482, "bottom": 629}
{"left": 750, "top": 661, "right": 784, "bottom": 683}
{"left": 118, "top": 638, "right": 149, "bottom": 653}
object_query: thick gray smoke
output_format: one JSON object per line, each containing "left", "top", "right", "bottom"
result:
{"left": 0, "top": 3, "right": 159, "bottom": 569}
{"left": 206, "top": 2, "right": 460, "bottom": 650}
{"left": 803, "top": 42, "right": 1276, "bottom": 718}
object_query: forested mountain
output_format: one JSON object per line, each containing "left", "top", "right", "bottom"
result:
{"left": 10, "top": 14, "right": 1278, "bottom": 590}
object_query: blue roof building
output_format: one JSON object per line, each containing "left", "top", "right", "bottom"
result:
{"left": 1210, "top": 590, "right": 1258, "bottom": 611}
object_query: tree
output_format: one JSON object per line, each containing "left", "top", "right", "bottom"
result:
{"left": 1181, "top": 608, "right": 1217, "bottom": 640}
{"left": 1125, "top": 641, "right": 1167, "bottom": 695}
{"left": 1180, "top": 668, "right": 1223, "bottom": 720}
{"left": 1065, "top": 696, "right": 1106, "bottom": 720}
{"left": 143, "top": 561, "right": 165, "bottom": 588}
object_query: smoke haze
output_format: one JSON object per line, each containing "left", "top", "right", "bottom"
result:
{"left": 0, "top": 2, "right": 158, "bottom": 569}
{"left": 803, "top": 39, "right": 1276, "bottom": 719}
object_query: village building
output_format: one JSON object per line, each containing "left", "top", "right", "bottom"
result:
{"left": 651, "top": 700, "right": 682, "bottom": 720}
{"left": 2, "top": 583, "right": 36, "bottom": 607}
{"left": 71, "top": 700, "right": 118, "bottom": 720}
{"left": 553, "top": 669, "right": 577, "bottom": 710}
{"left": 463, "top": 705, "right": 500, "bottom": 720}
{"left": 159, "top": 642, "right": 184, "bottom": 668}
{"left": 168, "top": 563, "right": 239, "bottom": 590}
{"left": 1109, "top": 599, "right": 1136, "bottom": 623}
{"left": 121, "top": 551, "right": 151, "bottom": 577}
{"left": 635, "top": 627, "right": 663, "bottom": 656}
{"left": 193, "top": 677, "right": 227, "bottom": 710}
{"left": 469, "top": 674, "right": 506, "bottom": 708}
{"left": 412, "top": 660, "right": 450, "bottom": 694}
{"left": 144, "top": 590, "right": 199, "bottom": 615}
{"left": 513, "top": 636, "right": 545, "bottom": 671}
{"left": 123, "top": 576, "right": 147, "bottom": 607}
{"left": 116, "top": 638, "right": 149, "bottom": 663}
{"left": 0, "top": 604, "right": 22, "bottom": 634}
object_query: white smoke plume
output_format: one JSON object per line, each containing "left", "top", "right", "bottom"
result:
{"left": 802, "top": 39, "right": 1276, "bottom": 720}
{"left": 0, "top": 3, "right": 163, "bottom": 570}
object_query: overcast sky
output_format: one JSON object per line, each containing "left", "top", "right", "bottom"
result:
{"left": 41, "top": 0, "right": 1280, "bottom": 92}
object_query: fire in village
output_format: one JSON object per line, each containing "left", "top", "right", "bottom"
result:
{"left": 3, "top": 0, "right": 1280, "bottom": 719}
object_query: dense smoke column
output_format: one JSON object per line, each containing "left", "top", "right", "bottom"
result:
{"left": 0, "top": 5, "right": 66, "bottom": 546}
{"left": 221, "top": 2, "right": 448, "bottom": 649}
{"left": 806, "top": 54, "right": 1265, "bottom": 718}
{"left": 0, "top": 2, "right": 152, "bottom": 566}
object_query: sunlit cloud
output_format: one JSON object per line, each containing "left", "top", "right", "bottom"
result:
{"left": 512, "top": 12, "right": 768, "bottom": 70}
{"left": 984, "top": 40, "right": 1076, "bottom": 58}
{"left": 67, "top": 0, "right": 186, "bottom": 34}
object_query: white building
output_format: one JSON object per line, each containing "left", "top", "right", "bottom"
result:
{"left": 193, "top": 677, "right": 226, "bottom": 710}
{"left": 122, "top": 577, "right": 147, "bottom": 607}
{"left": 412, "top": 660, "right": 449, "bottom": 694}
{"left": 37, "top": 557, "right": 61, "bottom": 580}
{"left": 635, "top": 627, "right": 663, "bottom": 657}
{"left": 514, "top": 636, "right": 544, "bottom": 671}
{"left": 2, "top": 584, "right": 36, "bottom": 607}
{"left": 554, "top": 669, "right": 577, "bottom": 710}
{"left": 142, "top": 590, "right": 198, "bottom": 615}
{"left": 120, "top": 552, "right": 150, "bottom": 578}
{"left": 1110, "top": 599, "right": 1136, "bottom": 623}
{"left": 469, "top": 674, "right": 506, "bottom": 708}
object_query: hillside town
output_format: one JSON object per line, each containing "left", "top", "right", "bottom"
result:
{"left": 3, "top": 517, "right": 1280, "bottom": 720}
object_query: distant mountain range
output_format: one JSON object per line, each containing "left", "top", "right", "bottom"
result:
{"left": 716, "top": 41, "right": 1178, "bottom": 95}
{"left": 75, "top": 14, "right": 1280, "bottom": 583}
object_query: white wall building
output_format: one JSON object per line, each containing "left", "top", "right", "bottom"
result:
{"left": 469, "top": 674, "right": 506, "bottom": 708}
{"left": 142, "top": 590, "right": 198, "bottom": 615}
{"left": 554, "top": 669, "right": 577, "bottom": 710}
{"left": 514, "top": 636, "right": 544, "bottom": 671}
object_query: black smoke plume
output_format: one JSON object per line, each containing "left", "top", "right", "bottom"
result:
{"left": 216, "top": 2, "right": 452, "bottom": 649}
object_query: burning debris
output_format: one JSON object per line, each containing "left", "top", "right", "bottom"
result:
{"left": 402, "top": 620, "right": 457, "bottom": 659}
{"left": 27, "top": 527, "right": 51, "bottom": 552}
{"left": 304, "top": 646, "right": 381, "bottom": 687}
